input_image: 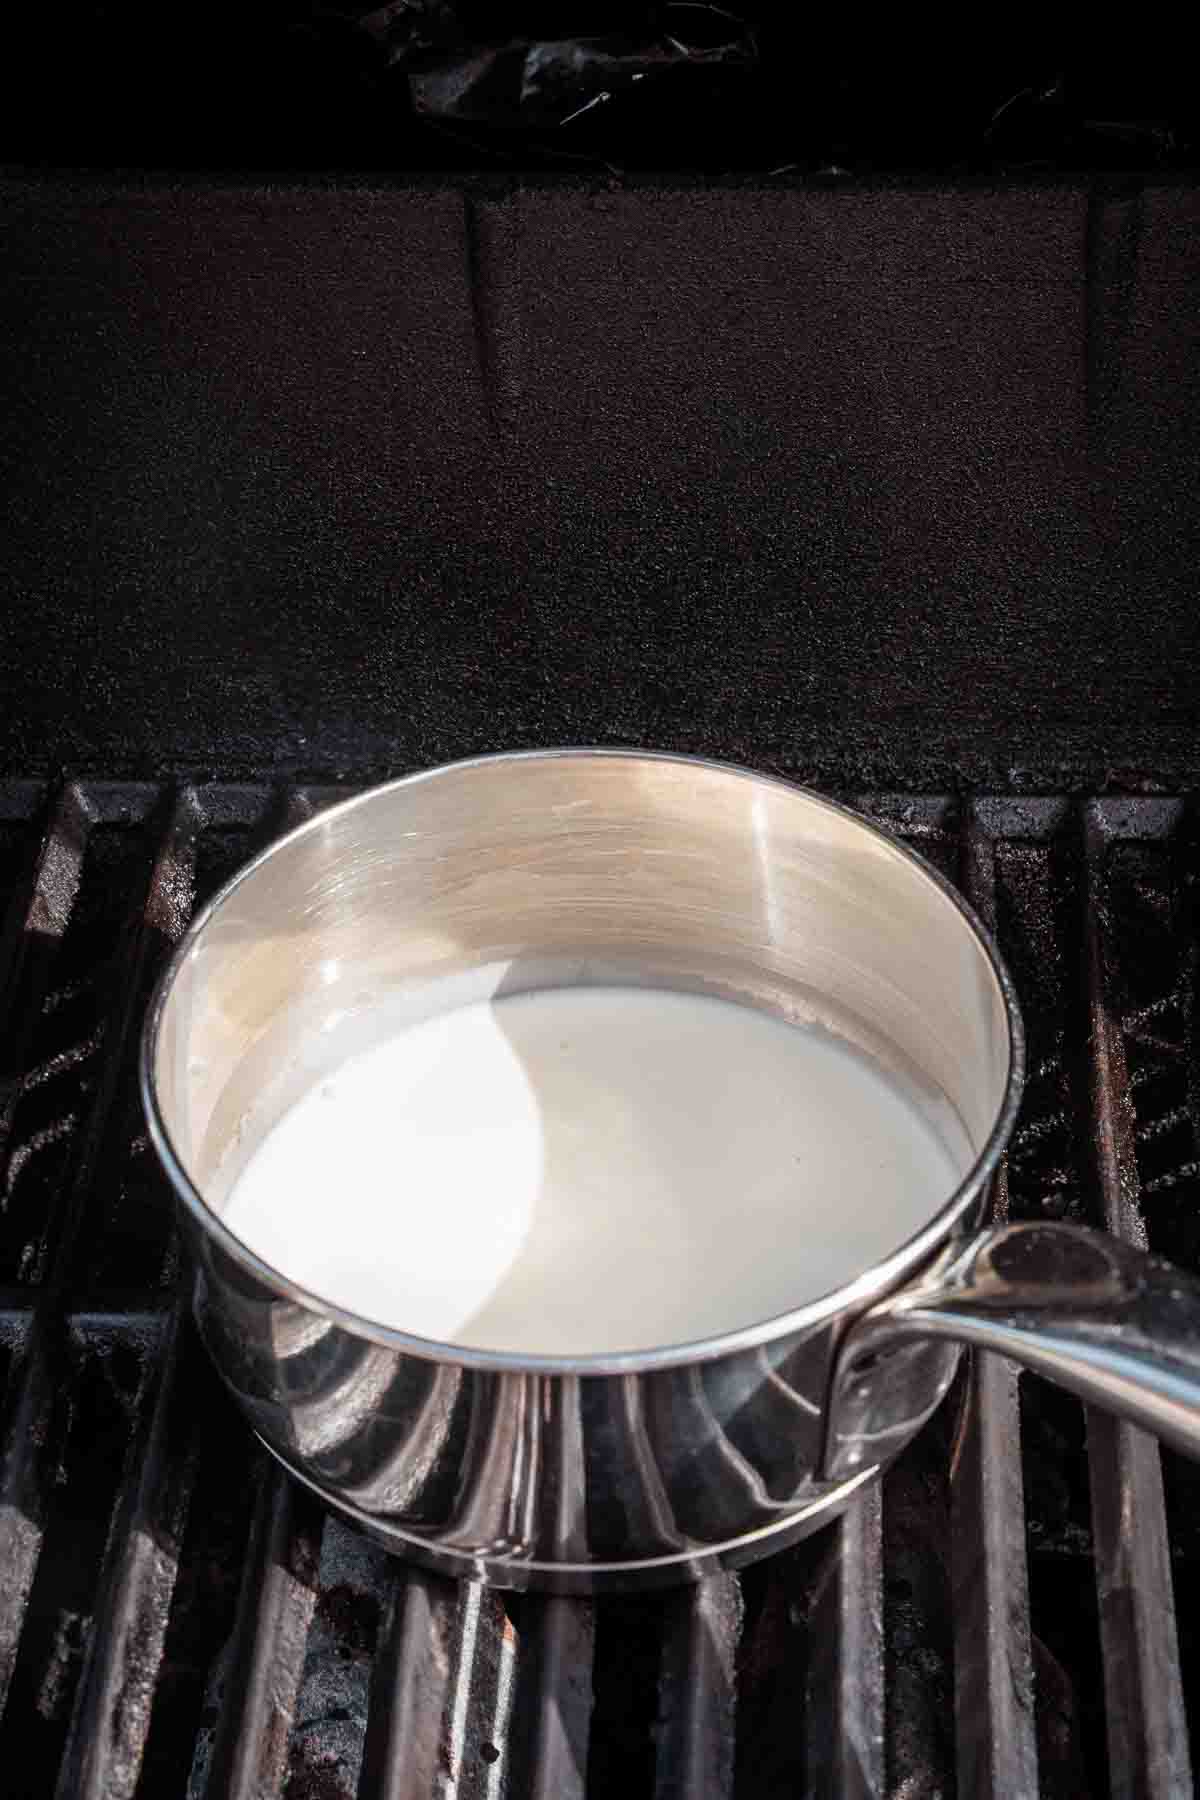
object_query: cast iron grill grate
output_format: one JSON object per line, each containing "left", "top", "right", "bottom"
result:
{"left": 0, "top": 779, "right": 1196, "bottom": 1799}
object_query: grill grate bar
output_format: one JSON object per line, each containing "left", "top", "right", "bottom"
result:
{"left": 0, "top": 788, "right": 95, "bottom": 1717}
{"left": 653, "top": 1572, "right": 741, "bottom": 1800}
{"left": 442, "top": 1582, "right": 517, "bottom": 1800}
{"left": 0, "top": 786, "right": 198, "bottom": 1768}
{"left": 948, "top": 807, "right": 1039, "bottom": 1799}
{"left": 201, "top": 1467, "right": 324, "bottom": 1800}
{"left": 359, "top": 1567, "right": 458, "bottom": 1800}
{"left": 361, "top": 1571, "right": 515, "bottom": 1800}
{"left": 44, "top": 788, "right": 200, "bottom": 1292}
{"left": 949, "top": 1227, "right": 1039, "bottom": 1799}
{"left": 805, "top": 1483, "right": 884, "bottom": 1798}
{"left": 1081, "top": 802, "right": 1193, "bottom": 1800}
{"left": 54, "top": 1307, "right": 190, "bottom": 1800}
{"left": 521, "top": 1596, "right": 595, "bottom": 1800}
{"left": 0, "top": 1319, "right": 52, "bottom": 1717}
{"left": 0, "top": 784, "right": 91, "bottom": 1183}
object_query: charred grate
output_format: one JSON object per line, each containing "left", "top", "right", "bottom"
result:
{"left": 0, "top": 779, "right": 1196, "bottom": 1799}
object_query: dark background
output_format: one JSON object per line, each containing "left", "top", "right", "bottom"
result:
{"left": 1, "top": 16, "right": 1197, "bottom": 790}
{"left": 3, "top": 10, "right": 1196, "bottom": 174}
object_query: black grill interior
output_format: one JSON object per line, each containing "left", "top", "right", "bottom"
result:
{"left": 2, "top": 176, "right": 1198, "bottom": 795}
{"left": 2, "top": 149, "right": 1199, "bottom": 1796}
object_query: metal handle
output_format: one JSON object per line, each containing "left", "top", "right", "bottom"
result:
{"left": 824, "top": 1222, "right": 1200, "bottom": 1483}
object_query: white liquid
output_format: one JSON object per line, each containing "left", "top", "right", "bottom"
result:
{"left": 222, "top": 987, "right": 962, "bottom": 1355}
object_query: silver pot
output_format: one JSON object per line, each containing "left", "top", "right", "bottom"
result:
{"left": 140, "top": 751, "right": 1200, "bottom": 1592}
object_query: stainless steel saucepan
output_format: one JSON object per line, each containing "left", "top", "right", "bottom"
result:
{"left": 141, "top": 751, "right": 1200, "bottom": 1592}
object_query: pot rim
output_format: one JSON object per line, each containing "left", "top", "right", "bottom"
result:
{"left": 140, "top": 747, "right": 1026, "bottom": 1376}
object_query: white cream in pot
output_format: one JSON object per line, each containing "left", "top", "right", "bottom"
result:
{"left": 220, "top": 987, "right": 962, "bottom": 1356}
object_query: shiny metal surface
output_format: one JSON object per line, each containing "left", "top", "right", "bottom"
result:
{"left": 139, "top": 754, "right": 1200, "bottom": 1589}
{"left": 160, "top": 743, "right": 1200, "bottom": 1605}
{"left": 144, "top": 750, "right": 1021, "bottom": 1588}
{"left": 949, "top": 806, "right": 1037, "bottom": 1800}
{"left": 1081, "top": 801, "right": 1192, "bottom": 1798}
{"left": 827, "top": 1222, "right": 1200, "bottom": 1480}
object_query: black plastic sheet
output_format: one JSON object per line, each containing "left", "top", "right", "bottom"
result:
{"left": 357, "top": 0, "right": 462, "bottom": 69}
{"left": 351, "top": 1, "right": 756, "bottom": 165}
{"left": 340, "top": 10, "right": 1196, "bottom": 173}
{"left": 404, "top": 30, "right": 754, "bottom": 132}
{"left": 1, "top": 3, "right": 1195, "bottom": 170}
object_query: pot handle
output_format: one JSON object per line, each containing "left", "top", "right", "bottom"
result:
{"left": 823, "top": 1221, "right": 1200, "bottom": 1484}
